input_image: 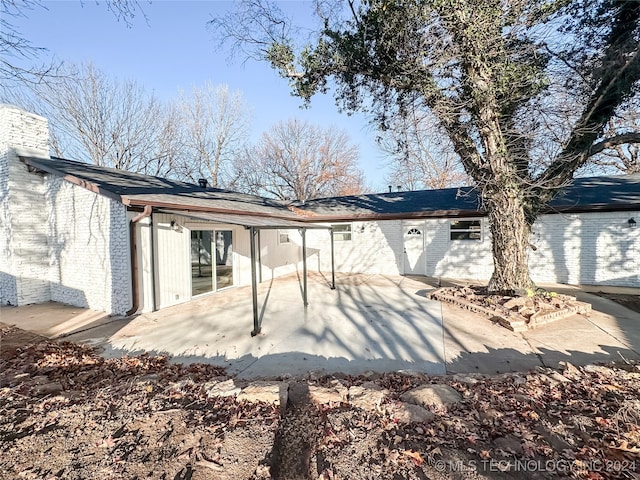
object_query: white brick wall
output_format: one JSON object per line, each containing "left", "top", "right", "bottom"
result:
{"left": 529, "top": 211, "right": 640, "bottom": 287}
{"left": 0, "top": 104, "right": 131, "bottom": 314}
{"left": 307, "top": 220, "right": 403, "bottom": 275}
{"left": 305, "top": 214, "right": 640, "bottom": 288}
{"left": 47, "top": 178, "right": 131, "bottom": 314}
{"left": 425, "top": 218, "right": 495, "bottom": 280}
{"left": 0, "top": 141, "right": 16, "bottom": 305}
{"left": 0, "top": 105, "right": 51, "bottom": 306}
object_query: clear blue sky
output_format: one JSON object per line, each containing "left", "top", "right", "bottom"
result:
{"left": 13, "top": 0, "right": 390, "bottom": 190}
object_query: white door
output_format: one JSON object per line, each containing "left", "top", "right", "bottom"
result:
{"left": 403, "top": 224, "right": 426, "bottom": 275}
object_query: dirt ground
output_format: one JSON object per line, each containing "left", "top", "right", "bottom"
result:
{"left": 1, "top": 322, "right": 639, "bottom": 480}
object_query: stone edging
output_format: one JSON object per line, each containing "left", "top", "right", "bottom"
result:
{"left": 428, "top": 288, "right": 591, "bottom": 332}
{"left": 186, "top": 378, "right": 464, "bottom": 425}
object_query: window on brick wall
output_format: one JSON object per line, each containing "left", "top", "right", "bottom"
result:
{"left": 278, "top": 230, "right": 291, "bottom": 244}
{"left": 450, "top": 219, "right": 482, "bottom": 240}
{"left": 332, "top": 224, "right": 352, "bottom": 241}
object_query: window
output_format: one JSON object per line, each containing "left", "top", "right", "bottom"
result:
{"left": 407, "top": 227, "right": 422, "bottom": 235}
{"left": 450, "top": 219, "right": 482, "bottom": 241}
{"left": 332, "top": 224, "right": 352, "bottom": 241}
{"left": 278, "top": 230, "right": 291, "bottom": 244}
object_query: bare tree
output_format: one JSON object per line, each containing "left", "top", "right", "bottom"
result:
{"left": 0, "top": 0, "right": 145, "bottom": 95}
{"left": 587, "top": 101, "right": 640, "bottom": 175}
{"left": 215, "top": 0, "right": 640, "bottom": 292}
{"left": 176, "top": 82, "right": 251, "bottom": 187}
{"left": 379, "top": 103, "right": 468, "bottom": 190}
{"left": 233, "top": 118, "right": 364, "bottom": 201}
{"left": 31, "top": 62, "right": 179, "bottom": 176}
{"left": 11, "top": 67, "right": 253, "bottom": 183}
{"left": 0, "top": 0, "right": 59, "bottom": 93}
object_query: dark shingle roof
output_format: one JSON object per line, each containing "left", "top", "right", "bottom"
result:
{"left": 549, "top": 174, "right": 640, "bottom": 211}
{"left": 296, "top": 174, "right": 640, "bottom": 218}
{"left": 22, "top": 156, "right": 299, "bottom": 218}
{"left": 294, "top": 186, "right": 482, "bottom": 217}
{"left": 22, "top": 155, "right": 640, "bottom": 220}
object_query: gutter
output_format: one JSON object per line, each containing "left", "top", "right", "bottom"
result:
{"left": 122, "top": 197, "right": 304, "bottom": 221}
{"left": 126, "top": 205, "right": 153, "bottom": 316}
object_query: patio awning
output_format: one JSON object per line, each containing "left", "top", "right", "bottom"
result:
{"left": 157, "top": 208, "right": 336, "bottom": 336}
{"left": 158, "top": 209, "right": 330, "bottom": 229}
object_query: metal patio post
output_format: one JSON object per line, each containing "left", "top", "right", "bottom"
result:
{"left": 330, "top": 228, "right": 336, "bottom": 290}
{"left": 302, "top": 228, "right": 308, "bottom": 307}
{"left": 249, "top": 227, "right": 260, "bottom": 336}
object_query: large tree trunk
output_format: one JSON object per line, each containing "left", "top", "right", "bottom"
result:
{"left": 485, "top": 189, "right": 534, "bottom": 293}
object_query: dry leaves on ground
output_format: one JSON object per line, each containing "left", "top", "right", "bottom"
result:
{"left": 1, "top": 327, "right": 639, "bottom": 479}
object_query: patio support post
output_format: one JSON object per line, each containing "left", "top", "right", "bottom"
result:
{"left": 302, "top": 228, "right": 308, "bottom": 307}
{"left": 330, "top": 228, "right": 336, "bottom": 290}
{"left": 257, "top": 229, "right": 263, "bottom": 283}
{"left": 249, "top": 226, "right": 260, "bottom": 336}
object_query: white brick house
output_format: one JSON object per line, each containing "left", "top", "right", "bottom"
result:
{"left": 1, "top": 104, "right": 639, "bottom": 318}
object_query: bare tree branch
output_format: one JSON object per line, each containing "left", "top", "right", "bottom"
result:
{"left": 175, "top": 82, "right": 251, "bottom": 187}
{"left": 538, "top": 2, "right": 640, "bottom": 192}
{"left": 0, "top": 0, "right": 147, "bottom": 94}
{"left": 590, "top": 132, "right": 640, "bottom": 157}
{"left": 233, "top": 118, "right": 365, "bottom": 201}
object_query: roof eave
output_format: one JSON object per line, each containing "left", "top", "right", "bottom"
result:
{"left": 297, "top": 209, "right": 486, "bottom": 222}
{"left": 124, "top": 198, "right": 303, "bottom": 221}
{"left": 20, "top": 156, "right": 125, "bottom": 204}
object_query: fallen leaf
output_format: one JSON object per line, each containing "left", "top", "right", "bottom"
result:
{"left": 401, "top": 450, "right": 424, "bottom": 466}
{"left": 99, "top": 436, "right": 115, "bottom": 448}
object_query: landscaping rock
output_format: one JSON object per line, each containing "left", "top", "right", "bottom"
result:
{"left": 237, "top": 381, "right": 288, "bottom": 406}
{"left": 347, "top": 382, "right": 388, "bottom": 411}
{"left": 204, "top": 379, "right": 241, "bottom": 398}
{"left": 539, "top": 374, "right": 561, "bottom": 387}
{"left": 504, "top": 297, "right": 529, "bottom": 309}
{"left": 494, "top": 435, "right": 524, "bottom": 455}
{"left": 401, "top": 384, "right": 462, "bottom": 408}
{"left": 548, "top": 371, "right": 571, "bottom": 383}
{"left": 308, "top": 380, "right": 348, "bottom": 406}
{"left": 558, "top": 361, "right": 581, "bottom": 377}
{"left": 451, "top": 373, "right": 483, "bottom": 385}
{"left": 583, "top": 365, "right": 614, "bottom": 376}
{"left": 387, "top": 402, "right": 434, "bottom": 424}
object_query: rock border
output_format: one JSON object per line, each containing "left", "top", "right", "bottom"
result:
{"left": 429, "top": 287, "right": 591, "bottom": 332}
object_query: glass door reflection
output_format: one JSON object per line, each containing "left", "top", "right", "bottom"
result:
{"left": 214, "top": 230, "right": 233, "bottom": 289}
{"left": 191, "top": 230, "right": 213, "bottom": 296}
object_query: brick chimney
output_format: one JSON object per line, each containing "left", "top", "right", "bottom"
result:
{"left": 0, "top": 104, "right": 52, "bottom": 306}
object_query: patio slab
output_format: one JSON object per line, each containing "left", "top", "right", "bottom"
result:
{"left": 0, "top": 302, "right": 111, "bottom": 339}
{"left": 93, "top": 274, "right": 447, "bottom": 378}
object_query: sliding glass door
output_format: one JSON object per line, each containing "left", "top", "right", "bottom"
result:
{"left": 191, "top": 229, "right": 233, "bottom": 296}
{"left": 214, "top": 230, "right": 234, "bottom": 289}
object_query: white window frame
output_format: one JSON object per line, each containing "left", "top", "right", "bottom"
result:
{"left": 277, "top": 229, "right": 291, "bottom": 245}
{"left": 449, "top": 218, "right": 482, "bottom": 241}
{"left": 332, "top": 223, "right": 352, "bottom": 242}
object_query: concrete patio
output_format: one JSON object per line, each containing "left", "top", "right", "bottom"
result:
{"left": 1, "top": 273, "right": 639, "bottom": 379}
{"left": 104, "top": 273, "right": 446, "bottom": 378}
